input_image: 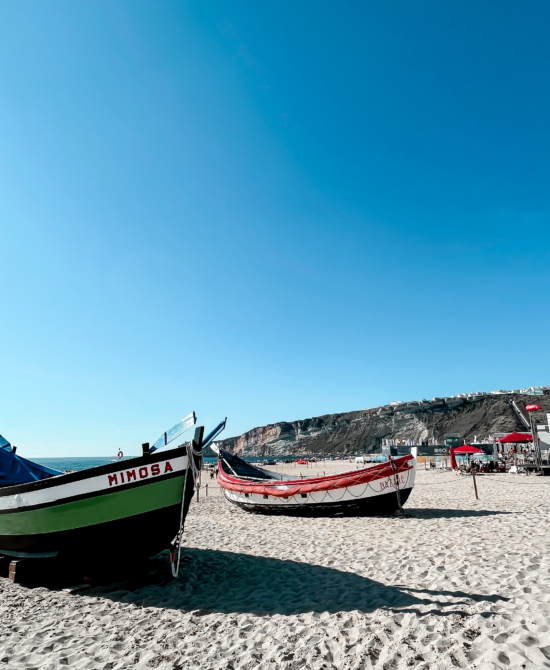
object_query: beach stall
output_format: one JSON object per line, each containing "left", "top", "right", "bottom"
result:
{"left": 497, "top": 432, "right": 533, "bottom": 469}
{"left": 449, "top": 445, "right": 485, "bottom": 498}
{"left": 498, "top": 411, "right": 550, "bottom": 474}
{"left": 451, "top": 445, "right": 484, "bottom": 471}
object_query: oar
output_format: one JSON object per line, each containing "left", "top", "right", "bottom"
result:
{"left": 150, "top": 412, "right": 197, "bottom": 453}
{"left": 202, "top": 418, "right": 227, "bottom": 450}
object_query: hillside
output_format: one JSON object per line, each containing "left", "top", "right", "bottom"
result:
{"left": 211, "top": 388, "right": 550, "bottom": 457}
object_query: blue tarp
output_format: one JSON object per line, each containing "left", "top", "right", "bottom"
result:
{"left": 0, "top": 435, "right": 62, "bottom": 486}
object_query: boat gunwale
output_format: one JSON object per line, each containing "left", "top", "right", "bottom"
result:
{"left": 0, "top": 444, "right": 189, "bottom": 498}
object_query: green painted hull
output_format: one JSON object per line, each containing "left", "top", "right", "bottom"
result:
{"left": 0, "top": 476, "right": 185, "bottom": 536}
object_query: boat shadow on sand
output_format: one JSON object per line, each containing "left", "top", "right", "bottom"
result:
{"left": 86, "top": 548, "right": 508, "bottom": 618}
{"left": 406, "top": 508, "right": 512, "bottom": 519}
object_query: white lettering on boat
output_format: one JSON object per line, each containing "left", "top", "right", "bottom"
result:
{"left": 108, "top": 461, "right": 175, "bottom": 487}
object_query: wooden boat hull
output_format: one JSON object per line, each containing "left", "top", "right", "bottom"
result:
{"left": 223, "top": 486, "right": 413, "bottom": 516}
{"left": 0, "top": 502, "right": 183, "bottom": 562}
{"left": 0, "top": 447, "right": 194, "bottom": 564}
{"left": 218, "top": 453, "right": 416, "bottom": 517}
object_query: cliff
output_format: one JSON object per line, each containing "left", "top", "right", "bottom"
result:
{"left": 211, "top": 388, "right": 550, "bottom": 457}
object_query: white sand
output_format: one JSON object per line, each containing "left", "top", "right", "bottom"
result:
{"left": 1, "top": 463, "right": 550, "bottom": 669}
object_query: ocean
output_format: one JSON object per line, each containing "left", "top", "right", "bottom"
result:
{"left": 31, "top": 455, "right": 306, "bottom": 472}
{"left": 32, "top": 456, "right": 219, "bottom": 472}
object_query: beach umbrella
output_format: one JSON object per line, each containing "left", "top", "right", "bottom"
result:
{"left": 449, "top": 447, "right": 457, "bottom": 469}
{"left": 453, "top": 445, "right": 484, "bottom": 454}
{"left": 498, "top": 432, "right": 533, "bottom": 443}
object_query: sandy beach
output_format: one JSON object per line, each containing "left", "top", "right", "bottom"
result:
{"left": 1, "top": 462, "right": 550, "bottom": 669}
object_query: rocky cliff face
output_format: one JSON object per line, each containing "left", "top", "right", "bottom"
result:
{"left": 213, "top": 390, "right": 550, "bottom": 456}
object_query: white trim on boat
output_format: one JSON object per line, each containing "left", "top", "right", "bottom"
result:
{"left": 0, "top": 455, "right": 188, "bottom": 512}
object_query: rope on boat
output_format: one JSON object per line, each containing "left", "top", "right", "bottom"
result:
{"left": 219, "top": 458, "right": 412, "bottom": 497}
{"left": 171, "top": 441, "right": 202, "bottom": 578}
{"left": 389, "top": 457, "right": 410, "bottom": 517}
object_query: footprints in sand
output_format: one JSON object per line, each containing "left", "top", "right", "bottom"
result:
{"left": 1, "top": 469, "right": 550, "bottom": 668}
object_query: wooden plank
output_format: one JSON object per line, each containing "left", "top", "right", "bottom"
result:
{"left": 9, "top": 559, "right": 27, "bottom": 583}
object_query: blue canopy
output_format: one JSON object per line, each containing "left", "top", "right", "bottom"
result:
{"left": 0, "top": 435, "right": 62, "bottom": 486}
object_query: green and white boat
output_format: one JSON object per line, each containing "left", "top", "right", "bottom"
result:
{"left": 0, "top": 413, "right": 226, "bottom": 568}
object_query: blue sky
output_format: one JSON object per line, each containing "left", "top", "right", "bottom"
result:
{"left": 1, "top": 1, "right": 549, "bottom": 456}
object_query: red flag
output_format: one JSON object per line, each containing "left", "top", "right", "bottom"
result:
{"left": 450, "top": 447, "right": 457, "bottom": 470}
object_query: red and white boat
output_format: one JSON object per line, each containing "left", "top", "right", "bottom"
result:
{"left": 213, "top": 449, "right": 416, "bottom": 516}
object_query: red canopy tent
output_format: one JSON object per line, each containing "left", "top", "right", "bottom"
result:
{"left": 497, "top": 432, "right": 532, "bottom": 443}
{"left": 450, "top": 445, "right": 484, "bottom": 472}
{"left": 453, "top": 445, "right": 484, "bottom": 454}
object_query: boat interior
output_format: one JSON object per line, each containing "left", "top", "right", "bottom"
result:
{"left": 0, "top": 436, "right": 62, "bottom": 487}
{"left": 219, "top": 450, "right": 295, "bottom": 481}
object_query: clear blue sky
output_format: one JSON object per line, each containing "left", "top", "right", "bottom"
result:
{"left": 1, "top": 1, "right": 549, "bottom": 456}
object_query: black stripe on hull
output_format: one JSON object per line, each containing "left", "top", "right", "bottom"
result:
{"left": 226, "top": 487, "right": 413, "bottom": 517}
{"left": 0, "top": 503, "right": 181, "bottom": 564}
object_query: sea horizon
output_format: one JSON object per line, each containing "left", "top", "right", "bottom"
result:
{"left": 29, "top": 455, "right": 303, "bottom": 472}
